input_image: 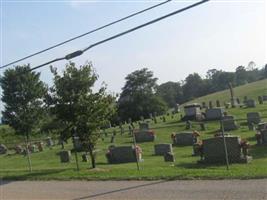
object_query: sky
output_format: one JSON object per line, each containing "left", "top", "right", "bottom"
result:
{"left": 0, "top": 0, "right": 266, "bottom": 111}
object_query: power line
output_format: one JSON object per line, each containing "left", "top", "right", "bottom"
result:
{"left": 29, "top": 0, "right": 209, "bottom": 72}
{"left": 1, "top": 0, "right": 172, "bottom": 70}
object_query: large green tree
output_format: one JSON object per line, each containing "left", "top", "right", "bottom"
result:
{"left": 49, "top": 62, "right": 115, "bottom": 168}
{"left": 118, "top": 68, "right": 167, "bottom": 121}
{"left": 0, "top": 65, "right": 46, "bottom": 138}
{"left": 156, "top": 81, "right": 183, "bottom": 108}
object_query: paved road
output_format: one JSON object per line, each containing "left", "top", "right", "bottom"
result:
{"left": 1, "top": 179, "right": 267, "bottom": 200}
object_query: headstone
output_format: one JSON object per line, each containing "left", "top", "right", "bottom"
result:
{"left": 201, "top": 136, "right": 251, "bottom": 163}
{"left": 185, "top": 120, "right": 192, "bottom": 130}
{"left": 82, "top": 154, "right": 89, "bottom": 162}
{"left": 15, "top": 145, "right": 24, "bottom": 154}
{"left": 243, "top": 96, "right": 248, "bottom": 104}
{"left": 247, "top": 112, "right": 261, "bottom": 125}
{"left": 209, "top": 101, "right": 213, "bottom": 109}
{"left": 248, "top": 123, "right": 255, "bottom": 131}
{"left": 0, "top": 144, "right": 8, "bottom": 154}
{"left": 202, "top": 102, "right": 206, "bottom": 109}
{"left": 110, "top": 134, "right": 115, "bottom": 143}
{"left": 222, "top": 116, "right": 238, "bottom": 131}
{"left": 205, "top": 108, "right": 224, "bottom": 121}
{"left": 258, "top": 122, "right": 267, "bottom": 131}
{"left": 139, "top": 122, "right": 149, "bottom": 131}
{"left": 236, "top": 98, "right": 240, "bottom": 104}
{"left": 260, "top": 129, "right": 267, "bottom": 144}
{"left": 154, "top": 144, "right": 172, "bottom": 155}
{"left": 59, "top": 150, "right": 71, "bottom": 163}
{"left": 149, "top": 113, "right": 153, "bottom": 119}
{"left": 106, "top": 146, "right": 141, "bottom": 164}
{"left": 216, "top": 100, "right": 220, "bottom": 107}
{"left": 262, "top": 95, "right": 267, "bottom": 101}
{"left": 134, "top": 130, "right": 155, "bottom": 143}
{"left": 200, "top": 122, "right": 206, "bottom": 131}
{"left": 73, "top": 136, "right": 83, "bottom": 151}
{"left": 183, "top": 104, "right": 201, "bottom": 120}
{"left": 258, "top": 96, "right": 263, "bottom": 104}
{"left": 164, "top": 152, "right": 175, "bottom": 162}
{"left": 128, "top": 118, "right": 132, "bottom": 124}
{"left": 246, "top": 99, "right": 256, "bottom": 108}
{"left": 46, "top": 137, "right": 54, "bottom": 147}
{"left": 173, "top": 132, "right": 198, "bottom": 146}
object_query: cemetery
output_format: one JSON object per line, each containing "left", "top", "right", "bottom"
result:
{"left": 0, "top": 85, "right": 267, "bottom": 180}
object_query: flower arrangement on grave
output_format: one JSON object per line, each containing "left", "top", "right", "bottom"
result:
{"left": 193, "top": 140, "right": 204, "bottom": 159}
{"left": 134, "top": 145, "right": 142, "bottom": 161}
{"left": 240, "top": 139, "right": 250, "bottom": 156}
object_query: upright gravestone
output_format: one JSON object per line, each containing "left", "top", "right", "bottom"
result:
{"left": 216, "top": 100, "right": 220, "bottom": 108}
{"left": 209, "top": 101, "right": 213, "bottom": 109}
{"left": 243, "top": 96, "right": 248, "bottom": 104}
{"left": 73, "top": 136, "right": 83, "bottom": 152}
{"left": 247, "top": 112, "right": 261, "bottom": 125}
{"left": 258, "top": 96, "right": 263, "bottom": 104}
{"left": 172, "top": 132, "right": 197, "bottom": 146}
{"left": 106, "top": 146, "right": 141, "bottom": 164}
{"left": 202, "top": 102, "right": 206, "bottom": 109}
{"left": 154, "top": 144, "right": 172, "bottom": 155}
{"left": 164, "top": 152, "right": 175, "bottom": 162}
{"left": 236, "top": 98, "right": 240, "bottom": 104}
{"left": 46, "top": 137, "right": 54, "bottom": 147}
{"left": 246, "top": 99, "right": 256, "bottom": 108}
{"left": 0, "top": 144, "right": 8, "bottom": 154}
{"left": 201, "top": 136, "right": 252, "bottom": 163}
{"left": 262, "top": 95, "right": 267, "bottom": 101}
{"left": 222, "top": 116, "right": 238, "bottom": 131}
{"left": 206, "top": 108, "right": 224, "bottom": 121}
{"left": 59, "top": 150, "right": 71, "bottom": 163}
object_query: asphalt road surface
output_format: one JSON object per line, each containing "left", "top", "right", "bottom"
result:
{"left": 1, "top": 179, "right": 267, "bottom": 200}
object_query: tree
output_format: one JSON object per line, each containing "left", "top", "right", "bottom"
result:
{"left": 49, "top": 62, "right": 115, "bottom": 168}
{"left": 182, "top": 73, "right": 206, "bottom": 100}
{"left": 0, "top": 65, "right": 46, "bottom": 138}
{"left": 156, "top": 81, "right": 183, "bottom": 107}
{"left": 118, "top": 68, "right": 167, "bottom": 121}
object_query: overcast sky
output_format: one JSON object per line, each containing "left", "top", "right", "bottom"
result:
{"left": 0, "top": 0, "right": 266, "bottom": 97}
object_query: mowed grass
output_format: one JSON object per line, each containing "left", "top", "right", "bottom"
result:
{"left": 183, "top": 79, "right": 267, "bottom": 106}
{"left": 0, "top": 101, "right": 267, "bottom": 180}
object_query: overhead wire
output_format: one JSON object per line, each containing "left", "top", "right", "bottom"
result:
{"left": 29, "top": 0, "right": 210, "bottom": 72}
{"left": 0, "top": 0, "right": 172, "bottom": 69}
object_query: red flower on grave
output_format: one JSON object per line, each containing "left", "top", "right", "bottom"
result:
{"left": 240, "top": 140, "right": 250, "bottom": 149}
{"left": 148, "top": 130, "right": 155, "bottom": 136}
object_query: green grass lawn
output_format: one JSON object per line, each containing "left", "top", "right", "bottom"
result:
{"left": 1, "top": 102, "right": 267, "bottom": 180}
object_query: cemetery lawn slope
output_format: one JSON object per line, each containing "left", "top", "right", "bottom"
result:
{"left": 183, "top": 79, "right": 267, "bottom": 106}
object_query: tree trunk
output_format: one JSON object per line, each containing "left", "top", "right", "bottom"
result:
{"left": 88, "top": 145, "right": 96, "bottom": 168}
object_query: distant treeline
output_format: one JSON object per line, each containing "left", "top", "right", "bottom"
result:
{"left": 156, "top": 64, "right": 267, "bottom": 108}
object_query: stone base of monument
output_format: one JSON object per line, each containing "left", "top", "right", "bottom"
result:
{"left": 154, "top": 144, "right": 172, "bottom": 155}
{"left": 134, "top": 130, "right": 155, "bottom": 143}
{"left": 164, "top": 152, "right": 175, "bottom": 162}
{"left": 59, "top": 150, "right": 71, "bottom": 163}
{"left": 106, "top": 146, "right": 142, "bottom": 164}
{"left": 173, "top": 132, "right": 197, "bottom": 146}
{"left": 199, "top": 136, "right": 252, "bottom": 164}
{"left": 247, "top": 112, "right": 261, "bottom": 125}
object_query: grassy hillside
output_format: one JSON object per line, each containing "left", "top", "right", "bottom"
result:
{"left": 183, "top": 79, "right": 267, "bottom": 106}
